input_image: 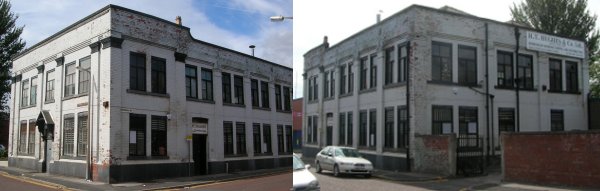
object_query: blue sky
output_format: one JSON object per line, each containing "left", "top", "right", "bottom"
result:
{"left": 10, "top": 0, "right": 292, "bottom": 67}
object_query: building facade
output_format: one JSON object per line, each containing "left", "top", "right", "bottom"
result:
{"left": 292, "top": 98, "right": 303, "bottom": 150}
{"left": 8, "top": 5, "right": 293, "bottom": 183}
{"left": 302, "top": 5, "right": 588, "bottom": 171}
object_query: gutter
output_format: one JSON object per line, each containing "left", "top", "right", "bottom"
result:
{"left": 514, "top": 27, "right": 521, "bottom": 132}
{"left": 406, "top": 41, "right": 411, "bottom": 172}
{"left": 484, "top": 23, "right": 490, "bottom": 163}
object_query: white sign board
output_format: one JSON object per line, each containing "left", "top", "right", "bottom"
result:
{"left": 525, "top": 31, "right": 585, "bottom": 59}
{"left": 468, "top": 122, "right": 477, "bottom": 134}
{"left": 129, "top": 131, "right": 136, "bottom": 143}
{"left": 326, "top": 117, "right": 333, "bottom": 126}
{"left": 192, "top": 123, "right": 208, "bottom": 134}
{"left": 442, "top": 123, "right": 452, "bottom": 134}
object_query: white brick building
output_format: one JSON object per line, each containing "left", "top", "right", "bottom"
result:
{"left": 8, "top": 5, "right": 292, "bottom": 183}
{"left": 302, "top": 5, "right": 589, "bottom": 171}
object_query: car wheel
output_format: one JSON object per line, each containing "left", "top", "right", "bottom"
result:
{"left": 316, "top": 161, "right": 322, "bottom": 173}
{"left": 333, "top": 165, "right": 340, "bottom": 177}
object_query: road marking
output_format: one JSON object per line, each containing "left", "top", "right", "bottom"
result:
{"left": 0, "top": 172, "right": 71, "bottom": 190}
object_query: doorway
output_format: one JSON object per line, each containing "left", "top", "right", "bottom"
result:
{"left": 193, "top": 134, "right": 208, "bottom": 175}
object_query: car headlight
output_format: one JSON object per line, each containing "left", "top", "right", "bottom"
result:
{"left": 308, "top": 180, "right": 320, "bottom": 190}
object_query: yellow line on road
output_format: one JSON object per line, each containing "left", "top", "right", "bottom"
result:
{"left": 0, "top": 171, "right": 71, "bottom": 190}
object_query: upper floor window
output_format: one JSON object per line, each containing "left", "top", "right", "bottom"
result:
{"left": 398, "top": 44, "right": 408, "bottom": 82}
{"left": 330, "top": 70, "right": 335, "bottom": 97}
{"left": 222, "top": 72, "right": 232, "bottom": 103}
{"left": 369, "top": 55, "right": 377, "bottom": 88}
{"left": 45, "top": 70, "right": 55, "bottom": 102}
{"left": 312, "top": 76, "right": 319, "bottom": 100}
{"left": 185, "top": 65, "right": 198, "bottom": 98}
{"left": 201, "top": 69, "right": 213, "bottom": 101}
{"left": 360, "top": 57, "right": 368, "bottom": 90}
{"left": 458, "top": 45, "right": 477, "bottom": 85}
{"left": 233, "top": 75, "right": 244, "bottom": 105}
{"left": 517, "top": 54, "right": 533, "bottom": 89}
{"left": 432, "top": 41, "right": 452, "bottom": 82}
{"left": 323, "top": 71, "right": 329, "bottom": 98}
{"left": 151, "top": 57, "right": 166, "bottom": 94}
{"left": 385, "top": 47, "right": 395, "bottom": 85}
{"left": 566, "top": 61, "right": 578, "bottom": 93}
{"left": 65, "top": 62, "right": 76, "bottom": 97}
{"left": 283, "top": 86, "right": 291, "bottom": 111}
{"left": 21, "top": 79, "right": 29, "bottom": 106}
{"left": 348, "top": 63, "right": 354, "bottom": 93}
{"left": 275, "top": 84, "right": 282, "bottom": 110}
{"left": 549, "top": 59, "right": 562, "bottom": 92}
{"left": 251, "top": 79, "right": 259, "bottom": 106}
{"left": 261, "top": 81, "right": 270, "bottom": 108}
{"left": 29, "top": 77, "right": 37, "bottom": 106}
{"left": 130, "top": 52, "right": 146, "bottom": 91}
{"left": 497, "top": 51, "right": 513, "bottom": 88}
{"left": 339, "top": 65, "right": 346, "bottom": 94}
{"left": 78, "top": 56, "right": 91, "bottom": 94}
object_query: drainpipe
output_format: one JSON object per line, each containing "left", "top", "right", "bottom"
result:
{"left": 514, "top": 27, "right": 521, "bottom": 132}
{"left": 490, "top": 95, "right": 495, "bottom": 156}
{"left": 94, "top": 39, "right": 102, "bottom": 181}
{"left": 405, "top": 41, "right": 411, "bottom": 172}
{"left": 484, "top": 23, "right": 490, "bottom": 165}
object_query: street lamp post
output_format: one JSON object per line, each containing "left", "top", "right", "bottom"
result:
{"left": 270, "top": 15, "right": 293, "bottom": 22}
{"left": 76, "top": 66, "right": 92, "bottom": 181}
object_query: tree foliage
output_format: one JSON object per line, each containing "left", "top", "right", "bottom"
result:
{"left": 0, "top": 0, "right": 25, "bottom": 112}
{"left": 510, "top": 0, "right": 600, "bottom": 96}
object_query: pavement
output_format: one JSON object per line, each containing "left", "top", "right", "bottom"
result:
{"left": 0, "top": 160, "right": 290, "bottom": 191}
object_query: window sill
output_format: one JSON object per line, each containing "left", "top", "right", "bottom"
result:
{"left": 224, "top": 154, "right": 249, "bottom": 158}
{"left": 323, "top": 97, "right": 335, "bottom": 102}
{"left": 62, "top": 93, "right": 89, "bottom": 101}
{"left": 44, "top": 100, "right": 55, "bottom": 104}
{"left": 60, "top": 155, "right": 85, "bottom": 160}
{"left": 253, "top": 106, "right": 272, "bottom": 111}
{"left": 276, "top": 110, "right": 292, "bottom": 114}
{"left": 384, "top": 82, "right": 407, "bottom": 89}
{"left": 383, "top": 148, "right": 407, "bottom": 153}
{"left": 307, "top": 100, "right": 319, "bottom": 104}
{"left": 20, "top": 105, "right": 36, "bottom": 110}
{"left": 338, "top": 92, "right": 353, "bottom": 99}
{"left": 493, "top": 86, "right": 537, "bottom": 92}
{"left": 187, "top": 97, "right": 215, "bottom": 104}
{"left": 223, "top": 103, "right": 246, "bottom": 108}
{"left": 427, "top": 80, "right": 482, "bottom": 88}
{"left": 548, "top": 90, "right": 581, "bottom": 95}
{"left": 254, "top": 152, "right": 273, "bottom": 156}
{"left": 127, "top": 89, "right": 170, "bottom": 98}
{"left": 127, "top": 155, "right": 170, "bottom": 160}
{"left": 358, "top": 88, "right": 376, "bottom": 95}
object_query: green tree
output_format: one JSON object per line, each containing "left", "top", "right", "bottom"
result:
{"left": 0, "top": 0, "right": 25, "bottom": 112}
{"left": 510, "top": 0, "right": 600, "bottom": 96}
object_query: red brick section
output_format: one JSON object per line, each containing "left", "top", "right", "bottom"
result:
{"left": 422, "top": 135, "right": 450, "bottom": 151}
{"left": 292, "top": 98, "right": 303, "bottom": 131}
{"left": 502, "top": 131, "right": 600, "bottom": 188}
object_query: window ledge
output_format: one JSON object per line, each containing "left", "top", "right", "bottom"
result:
{"left": 224, "top": 154, "right": 249, "bottom": 158}
{"left": 20, "top": 105, "right": 36, "bottom": 110}
{"left": 127, "top": 89, "right": 170, "bottom": 98}
{"left": 276, "top": 110, "right": 292, "bottom": 114}
{"left": 223, "top": 103, "right": 246, "bottom": 108}
{"left": 493, "top": 86, "right": 537, "bottom": 91}
{"left": 338, "top": 92, "right": 354, "bottom": 99}
{"left": 253, "top": 106, "right": 272, "bottom": 111}
{"left": 60, "top": 155, "right": 85, "bottom": 160}
{"left": 427, "top": 80, "right": 482, "bottom": 88}
{"left": 254, "top": 152, "right": 273, "bottom": 156}
{"left": 187, "top": 97, "right": 215, "bottom": 104}
{"left": 548, "top": 90, "right": 581, "bottom": 95}
{"left": 384, "top": 82, "right": 407, "bottom": 89}
{"left": 358, "top": 88, "right": 376, "bottom": 94}
{"left": 307, "top": 100, "right": 319, "bottom": 104}
{"left": 323, "top": 97, "right": 335, "bottom": 102}
{"left": 62, "top": 93, "right": 89, "bottom": 101}
{"left": 127, "top": 156, "right": 170, "bottom": 160}
{"left": 44, "top": 100, "right": 55, "bottom": 104}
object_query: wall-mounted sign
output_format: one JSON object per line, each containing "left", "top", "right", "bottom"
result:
{"left": 525, "top": 31, "right": 585, "bottom": 59}
{"left": 192, "top": 123, "right": 208, "bottom": 134}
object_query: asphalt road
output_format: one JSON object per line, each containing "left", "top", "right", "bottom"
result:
{"left": 179, "top": 172, "right": 292, "bottom": 191}
{"left": 309, "top": 168, "right": 429, "bottom": 191}
{"left": 0, "top": 172, "right": 59, "bottom": 191}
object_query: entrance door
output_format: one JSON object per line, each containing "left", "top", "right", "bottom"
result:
{"left": 193, "top": 134, "right": 208, "bottom": 175}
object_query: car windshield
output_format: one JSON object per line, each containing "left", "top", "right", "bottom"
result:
{"left": 338, "top": 148, "right": 362, "bottom": 158}
{"left": 293, "top": 155, "right": 305, "bottom": 170}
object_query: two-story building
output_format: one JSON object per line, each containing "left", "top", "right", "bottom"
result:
{"left": 8, "top": 5, "right": 292, "bottom": 183}
{"left": 302, "top": 5, "right": 588, "bottom": 171}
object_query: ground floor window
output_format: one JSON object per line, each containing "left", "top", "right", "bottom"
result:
{"left": 359, "top": 111, "right": 367, "bottom": 147}
{"left": 285, "top": 125, "right": 292, "bottom": 153}
{"left": 384, "top": 108, "right": 394, "bottom": 149}
{"left": 151, "top": 115, "right": 168, "bottom": 156}
{"left": 277, "top": 125, "right": 284, "bottom": 154}
{"left": 369, "top": 110, "right": 377, "bottom": 149}
{"left": 224, "top": 121, "right": 234, "bottom": 156}
{"left": 499, "top": 108, "right": 515, "bottom": 132}
{"left": 77, "top": 112, "right": 88, "bottom": 156}
{"left": 339, "top": 113, "right": 346, "bottom": 145}
{"left": 253, "top": 123, "right": 261, "bottom": 154}
{"left": 63, "top": 114, "right": 75, "bottom": 156}
{"left": 27, "top": 119, "right": 36, "bottom": 155}
{"left": 18, "top": 121, "right": 27, "bottom": 155}
{"left": 236, "top": 122, "right": 247, "bottom": 155}
{"left": 551, "top": 110, "right": 564, "bottom": 131}
{"left": 263, "top": 124, "right": 272, "bottom": 154}
{"left": 347, "top": 112, "right": 353, "bottom": 146}
{"left": 129, "top": 113, "right": 146, "bottom": 157}
{"left": 459, "top": 107, "right": 478, "bottom": 135}
{"left": 432, "top": 105, "right": 453, "bottom": 135}
{"left": 397, "top": 106, "right": 408, "bottom": 149}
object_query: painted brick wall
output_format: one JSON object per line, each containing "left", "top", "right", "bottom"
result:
{"left": 502, "top": 131, "right": 600, "bottom": 188}
{"left": 413, "top": 134, "right": 456, "bottom": 176}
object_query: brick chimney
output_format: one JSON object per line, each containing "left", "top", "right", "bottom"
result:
{"left": 175, "top": 16, "right": 182, "bottom": 25}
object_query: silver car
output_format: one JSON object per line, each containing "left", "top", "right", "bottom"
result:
{"left": 293, "top": 153, "right": 320, "bottom": 191}
{"left": 315, "top": 146, "right": 373, "bottom": 177}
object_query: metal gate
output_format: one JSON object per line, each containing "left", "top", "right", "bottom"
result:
{"left": 589, "top": 95, "right": 600, "bottom": 130}
{"left": 456, "top": 134, "right": 484, "bottom": 176}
